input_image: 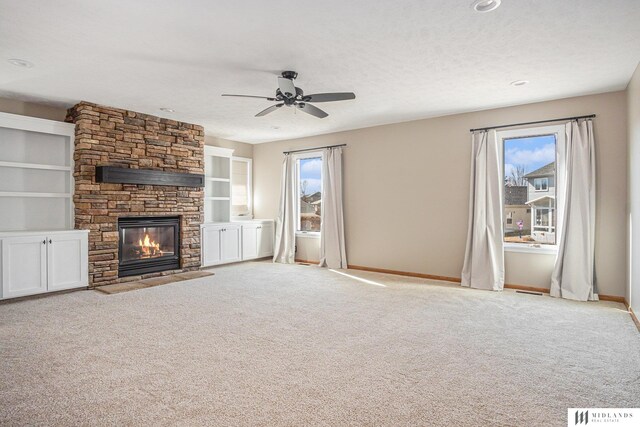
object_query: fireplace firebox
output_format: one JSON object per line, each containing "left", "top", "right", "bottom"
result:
{"left": 118, "top": 216, "right": 180, "bottom": 277}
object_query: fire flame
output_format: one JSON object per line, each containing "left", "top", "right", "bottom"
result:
{"left": 138, "top": 233, "right": 161, "bottom": 256}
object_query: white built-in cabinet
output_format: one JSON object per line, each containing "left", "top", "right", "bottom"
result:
{"left": 201, "top": 220, "right": 274, "bottom": 267}
{"left": 241, "top": 221, "right": 274, "bottom": 260}
{"left": 201, "top": 224, "right": 242, "bottom": 266}
{"left": 202, "top": 144, "right": 273, "bottom": 268}
{"left": 0, "top": 112, "right": 75, "bottom": 231}
{"left": 0, "top": 230, "right": 89, "bottom": 299}
{"left": 204, "top": 146, "right": 234, "bottom": 223}
{"left": 0, "top": 112, "right": 89, "bottom": 300}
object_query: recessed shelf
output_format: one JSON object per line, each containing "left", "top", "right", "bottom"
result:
{"left": 0, "top": 161, "right": 72, "bottom": 171}
{"left": 203, "top": 146, "right": 234, "bottom": 223}
{"left": 0, "top": 112, "right": 75, "bottom": 232}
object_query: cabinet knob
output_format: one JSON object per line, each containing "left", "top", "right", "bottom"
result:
{"left": 42, "top": 239, "right": 46, "bottom": 245}
{"left": 49, "top": 239, "right": 52, "bottom": 244}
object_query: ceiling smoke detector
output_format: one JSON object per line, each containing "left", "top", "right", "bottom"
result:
{"left": 472, "top": 0, "right": 501, "bottom": 13}
{"left": 510, "top": 80, "right": 529, "bottom": 87}
{"left": 7, "top": 58, "right": 34, "bottom": 68}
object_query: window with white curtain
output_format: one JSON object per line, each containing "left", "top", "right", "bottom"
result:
{"left": 499, "top": 124, "right": 565, "bottom": 250}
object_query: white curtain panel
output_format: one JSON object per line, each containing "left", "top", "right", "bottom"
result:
{"left": 461, "top": 130, "right": 505, "bottom": 291}
{"left": 551, "top": 120, "right": 597, "bottom": 301}
{"left": 319, "top": 147, "right": 348, "bottom": 269}
{"left": 273, "top": 154, "right": 297, "bottom": 264}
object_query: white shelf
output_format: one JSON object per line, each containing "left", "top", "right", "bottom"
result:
{"left": 0, "top": 112, "right": 75, "bottom": 232}
{"left": 204, "top": 146, "right": 234, "bottom": 223}
{"left": 0, "top": 192, "right": 72, "bottom": 198}
{"left": 0, "top": 161, "right": 71, "bottom": 171}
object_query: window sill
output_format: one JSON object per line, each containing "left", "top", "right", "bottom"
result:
{"left": 296, "top": 232, "right": 321, "bottom": 238}
{"left": 504, "top": 243, "right": 558, "bottom": 255}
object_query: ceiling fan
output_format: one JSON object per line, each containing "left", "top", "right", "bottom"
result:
{"left": 222, "top": 71, "right": 356, "bottom": 119}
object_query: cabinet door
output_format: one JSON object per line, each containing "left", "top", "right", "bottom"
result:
{"left": 1, "top": 235, "right": 48, "bottom": 299}
{"left": 242, "top": 225, "right": 258, "bottom": 260}
{"left": 221, "top": 226, "right": 242, "bottom": 263}
{"left": 47, "top": 233, "right": 88, "bottom": 291}
{"left": 258, "top": 224, "right": 275, "bottom": 258}
{"left": 202, "top": 226, "right": 223, "bottom": 266}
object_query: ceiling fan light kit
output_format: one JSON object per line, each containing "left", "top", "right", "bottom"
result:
{"left": 221, "top": 71, "right": 356, "bottom": 118}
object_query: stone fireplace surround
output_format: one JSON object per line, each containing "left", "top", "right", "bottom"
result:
{"left": 67, "top": 102, "right": 204, "bottom": 287}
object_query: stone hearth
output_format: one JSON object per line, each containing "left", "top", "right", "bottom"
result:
{"left": 67, "top": 102, "right": 204, "bottom": 287}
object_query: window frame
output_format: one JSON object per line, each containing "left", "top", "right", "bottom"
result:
{"left": 294, "top": 151, "right": 323, "bottom": 236}
{"left": 534, "top": 207, "right": 553, "bottom": 230}
{"left": 534, "top": 177, "right": 549, "bottom": 192}
{"left": 498, "top": 124, "right": 565, "bottom": 254}
{"left": 230, "top": 156, "right": 253, "bottom": 220}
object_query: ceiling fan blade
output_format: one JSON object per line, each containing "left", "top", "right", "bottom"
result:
{"left": 222, "top": 94, "right": 277, "bottom": 101}
{"left": 277, "top": 77, "right": 297, "bottom": 99}
{"left": 303, "top": 92, "right": 356, "bottom": 103}
{"left": 255, "top": 103, "right": 284, "bottom": 117}
{"left": 296, "top": 103, "right": 328, "bottom": 119}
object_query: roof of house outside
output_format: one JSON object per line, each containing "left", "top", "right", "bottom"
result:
{"left": 505, "top": 186, "right": 528, "bottom": 205}
{"left": 526, "top": 195, "right": 556, "bottom": 205}
{"left": 524, "top": 162, "right": 555, "bottom": 179}
{"left": 303, "top": 191, "right": 321, "bottom": 203}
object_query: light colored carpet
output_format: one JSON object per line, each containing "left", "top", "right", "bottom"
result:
{"left": 0, "top": 262, "right": 638, "bottom": 426}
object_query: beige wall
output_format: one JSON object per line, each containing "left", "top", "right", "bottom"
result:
{"left": 0, "top": 96, "right": 67, "bottom": 121}
{"left": 628, "top": 63, "right": 640, "bottom": 312}
{"left": 205, "top": 135, "right": 253, "bottom": 159}
{"left": 254, "top": 91, "right": 628, "bottom": 297}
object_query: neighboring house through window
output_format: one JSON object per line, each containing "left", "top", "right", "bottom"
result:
{"left": 295, "top": 152, "right": 322, "bottom": 233}
{"left": 499, "top": 124, "right": 565, "bottom": 247}
{"left": 523, "top": 162, "right": 556, "bottom": 244}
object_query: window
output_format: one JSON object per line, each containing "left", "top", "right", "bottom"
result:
{"left": 534, "top": 177, "right": 548, "bottom": 191}
{"left": 231, "top": 157, "right": 252, "bottom": 218}
{"left": 534, "top": 208, "right": 551, "bottom": 228}
{"left": 296, "top": 153, "right": 322, "bottom": 233}
{"left": 499, "top": 125, "right": 564, "bottom": 248}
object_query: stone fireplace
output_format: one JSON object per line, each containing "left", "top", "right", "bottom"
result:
{"left": 67, "top": 102, "right": 205, "bottom": 287}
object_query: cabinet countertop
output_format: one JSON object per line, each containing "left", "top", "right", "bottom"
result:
{"left": 0, "top": 229, "right": 90, "bottom": 238}
{"left": 201, "top": 220, "right": 274, "bottom": 227}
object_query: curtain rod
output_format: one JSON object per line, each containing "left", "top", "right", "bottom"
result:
{"left": 469, "top": 114, "right": 596, "bottom": 133}
{"left": 283, "top": 143, "right": 346, "bottom": 155}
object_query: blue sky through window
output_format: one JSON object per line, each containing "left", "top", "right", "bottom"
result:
{"left": 299, "top": 157, "right": 322, "bottom": 195}
{"left": 504, "top": 135, "right": 556, "bottom": 181}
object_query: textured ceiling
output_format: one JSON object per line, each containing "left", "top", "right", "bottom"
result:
{"left": 1, "top": 0, "right": 639, "bottom": 143}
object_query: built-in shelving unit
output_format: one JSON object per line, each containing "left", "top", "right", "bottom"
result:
{"left": 0, "top": 112, "right": 75, "bottom": 231}
{"left": 203, "top": 146, "right": 234, "bottom": 223}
